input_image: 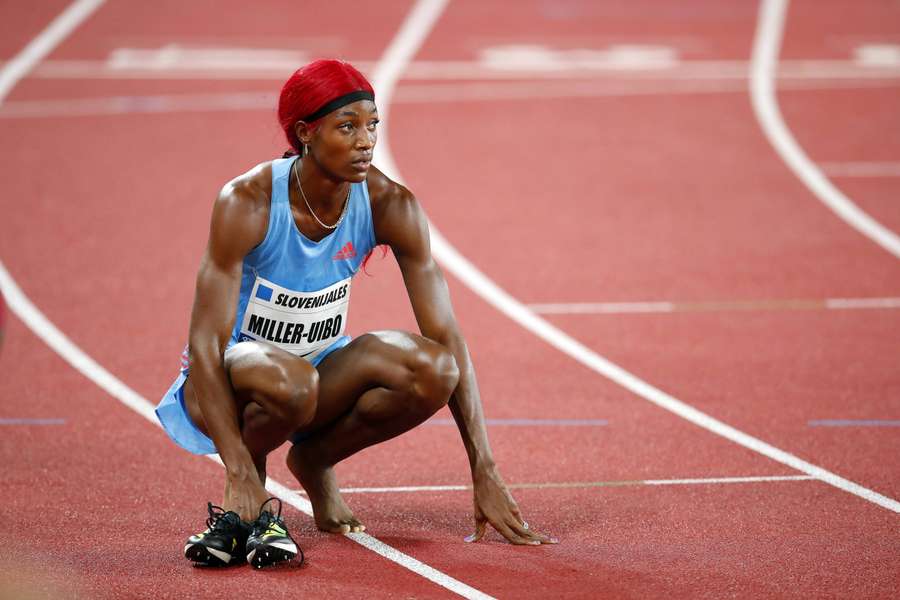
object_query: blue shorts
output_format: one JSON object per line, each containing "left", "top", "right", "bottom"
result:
{"left": 155, "top": 336, "right": 350, "bottom": 455}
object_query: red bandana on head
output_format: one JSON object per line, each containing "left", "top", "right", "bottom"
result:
{"left": 278, "top": 59, "right": 375, "bottom": 155}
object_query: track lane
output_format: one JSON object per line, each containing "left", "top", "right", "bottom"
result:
{"left": 387, "top": 0, "right": 899, "bottom": 490}
{"left": 3, "top": 0, "right": 899, "bottom": 597}
{"left": 777, "top": 86, "right": 900, "bottom": 234}
{"left": 339, "top": 482, "right": 900, "bottom": 599}
{"left": 0, "top": 316, "right": 459, "bottom": 600}
{"left": 538, "top": 308, "right": 900, "bottom": 498}
{"left": 779, "top": 0, "right": 900, "bottom": 60}
{"left": 831, "top": 178, "right": 900, "bottom": 235}
{"left": 5, "top": 73, "right": 874, "bottom": 600}
{"left": 415, "top": 0, "right": 759, "bottom": 62}
{"left": 45, "top": 0, "right": 410, "bottom": 65}
{"left": 0, "top": 0, "right": 491, "bottom": 597}
{"left": 382, "top": 0, "right": 893, "bottom": 594}
{"left": 0, "top": 0, "right": 71, "bottom": 59}
{"left": 391, "top": 91, "right": 899, "bottom": 304}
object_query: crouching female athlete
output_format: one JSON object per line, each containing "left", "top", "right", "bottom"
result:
{"left": 156, "top": 59, "right": 556, "bottom": 569}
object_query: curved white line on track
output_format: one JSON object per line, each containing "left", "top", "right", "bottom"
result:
{"left": 0, "top": 1, "right": 493, "bottom": 598}
{"left": 0, "top": 262, "right": 489, "bottom": 599}
{"left": 0, "top": 0, "right": 105, "bottom": 100}
{"left": 750, "top": 0, "right": 900, "bottom": 259}
{"left": 373, "top": 2, "right": 900, "bottom": 514}
{"left": 423, "top": 226, "right": 900, "bottom": 513}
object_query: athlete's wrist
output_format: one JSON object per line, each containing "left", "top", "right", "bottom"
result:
{"left": 221, "top": 450, "right": 258, "bottom": 480}
{"left": 470, "top": 452, "right": 496, "bottom": 476}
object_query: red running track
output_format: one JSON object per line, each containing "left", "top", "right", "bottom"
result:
{"left": 1, "top": 1, "right": 898, "bottom": 598}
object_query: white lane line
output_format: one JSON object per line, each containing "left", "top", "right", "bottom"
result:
{"left": 0, "top": 274, "right": 158, "bottom": 426}
{"left": 820, "top": 162, "right": 900, "bottom": 178}
{"left": 0, "top": 261, "right": 490, "bottom": 599}
{"left": 413, "top": 226, "right": 900, "bottom": 516}
{"left": 425, "top": 418, "right": 608, "bottom": 426}
{"left": 531, "top": 301, "right": 677, "bottom": 314}
{"left": 750, "top": 0, "right": 900, "bottom": 259}
{"left": 324, "top": 4, "right": 495, "bottom": 595}
{"left": 528, "top": 297, "right": 900, "bottom": 314}
{"left": 3, "top": 2, "right": 895, "bottom": 587}
{"left": 529, "top": 301, "right": 676, "bottom": 314}
{"left": 0, "top": 0, "right": 104, "bottom": 101}
{"left": 825, "top": 297, "right": 900, "bottom": 309}
{"left": 373, "top": 4, "right": 900, "bottom": 512}
{"left": 10, "top": 57, "right": 900, "bottom": 81}
{"left": 0, "top": 418, "right": 67, "bottom": 425}
{"left": 4, "top": 77, "right": 900, "bottom": 120}
{"left": 809, "top": 419, "right": 900, "bottom": 428}
{"left": 643, "top": 475, "right": 813, "bottom": 486}
{"left": 0, "top": 92, "right": 276, "bottom": 118}
{"left": 292, "top": 475, "right": 815, "bottom": 495}
{"left": 0, "top": 1, "right": 492, "bottom": 598}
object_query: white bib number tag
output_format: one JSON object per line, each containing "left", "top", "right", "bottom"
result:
{"left": 239, "top": 276, "right": 350, "bottom": 361}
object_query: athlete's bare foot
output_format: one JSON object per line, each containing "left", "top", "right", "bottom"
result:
{"left": 287, "top": 443, "right": 365, "bottom": 534}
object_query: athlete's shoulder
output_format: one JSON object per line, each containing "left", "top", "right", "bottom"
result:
{"left": 209, "top": 161, "right": 275, "bottom": 254}
{"left": 217, "top": 160, "right": 274, "bottom": 212}
{"left": 365, "top": 164, "right": 427, "bottom": 249}
{"left": 365, "top": 164, "right": 416, "bottom": 222}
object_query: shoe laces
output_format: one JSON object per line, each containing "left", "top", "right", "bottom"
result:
{"left": 253, "top": 497, "right": 304, "bottom": 565}
{"left": 253, "top": 497, "right": 285, "bottom": 531}
{"left": 205, "top": 502, "right": 242, "bottom": 534}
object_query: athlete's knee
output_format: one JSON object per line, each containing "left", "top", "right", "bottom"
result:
{"left": 353, "top": 332, "right": 383, "bottom": 356}
{"left": 284, "top": 366, "right": 319, "bottom": 427}
{"left": 257, "top": 362, "right": 318, "bottom": 427}
{"left": 407, "top": 343, "right": 459, "bottom": 413}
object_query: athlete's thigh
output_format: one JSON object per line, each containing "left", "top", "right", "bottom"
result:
{"left": 183, "top": 341, "right": 315, "bottom": 434}
{"left": 305, "top": 330, "right": 442, "bottom": 430}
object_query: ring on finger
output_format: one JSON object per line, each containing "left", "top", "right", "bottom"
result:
{"left": 523, "top": 521, "right": 529, "bottom": 530}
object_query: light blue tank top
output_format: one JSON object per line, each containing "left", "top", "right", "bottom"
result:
{"left": 228, "top": 155, "right": 376, "bottom": 363}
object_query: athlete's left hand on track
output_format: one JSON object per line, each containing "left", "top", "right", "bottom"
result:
{"left": 465, "top": 465, "right": 558, "bottom": 546}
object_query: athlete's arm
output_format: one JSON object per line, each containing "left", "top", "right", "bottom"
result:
{"left": 187, "top": 169, "right": 269, "bottom": 518}
{"left": 370, "top": 168, "right": 556, "bottom": 545}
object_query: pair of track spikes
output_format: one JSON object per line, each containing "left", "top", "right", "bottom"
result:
{"left": 184, "top": 497, "right": 302, "bottom": 569}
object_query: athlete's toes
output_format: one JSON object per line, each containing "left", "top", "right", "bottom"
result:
{"left": 319, "top": 519, "right": 352, "bottom": 534}
{"left": 333, "top": 523, "right": 352, "bottom": 534}
{"left": 346, "top": 518, "right": 365, "bottom": 533}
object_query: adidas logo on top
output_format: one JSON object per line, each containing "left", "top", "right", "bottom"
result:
{"left": 333, "top": 241, "right": 356, "bottom": 261}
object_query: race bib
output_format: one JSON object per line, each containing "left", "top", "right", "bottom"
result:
{"left": 238, "top": 276, "right": 350, "bottom": 361}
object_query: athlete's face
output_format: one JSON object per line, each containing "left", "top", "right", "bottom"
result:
{"left": 298, "top": 100, "right": 378, "bottom": 183}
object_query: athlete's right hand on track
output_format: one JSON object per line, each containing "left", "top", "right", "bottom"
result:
{"left": 465, "top": 464, "right": 558, "bottom": 546}
{"left": 223, "top": 468, "right": 269, "bottom": 522}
